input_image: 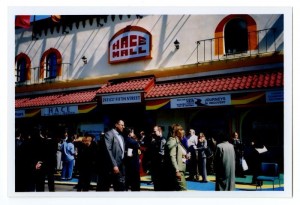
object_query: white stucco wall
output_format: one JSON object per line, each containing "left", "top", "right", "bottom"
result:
{"left": 15, "top": 14, "right": 283, "bottom": 83}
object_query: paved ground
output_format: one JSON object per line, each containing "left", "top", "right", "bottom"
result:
{"left": 46, "top": 174, "right": 284, "bottom": 192}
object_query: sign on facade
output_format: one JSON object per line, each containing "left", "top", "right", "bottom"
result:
{"left": 109, "top": 26, "right": 152, "bottom": 64}
{"left": 102, "top": 93, "right": 142, "bottom": 104}
{"left": 170, "top": 95, "right": 231, "bottom": 108}
{"left": 41, "top": 105, "right": 79, "bottom": 116}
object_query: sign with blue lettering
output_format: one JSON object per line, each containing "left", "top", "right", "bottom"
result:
{"left": 102, "top": 93, "right": 141, "bottom": 104}
{"left": 266, "top": 90, "right": 283, "bottom": 103}
{"left": 15, "top": 110, "right": 25, "bottom": 118}
{"left": 170, "top": 95, "right": 231, "bottom": 108}
{"left": 41, "top": 105, "right": 78, "bottom": 116}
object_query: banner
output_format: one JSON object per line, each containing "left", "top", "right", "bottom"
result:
{"left": 146, "top": 99, "right": 170, "bottom": 110}
{"left": 51, "top": 15, "right": 61, "bottom": 23}
{"left": 171, "top": 95, "right": 231, "bottom": 108}
{"left": 15, "top": 15, "right": 31, "bottom": 28}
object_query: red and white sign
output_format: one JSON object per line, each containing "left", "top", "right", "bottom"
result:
{"left": 109, "top": 26, "right": 152, "bottom": 64}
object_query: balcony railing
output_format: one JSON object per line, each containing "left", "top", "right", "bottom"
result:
{"left": 15, "top": 63, "right": 72, "bottom": 86}
{"left": 196, "top": 28, "right": 281, "bottom": 64}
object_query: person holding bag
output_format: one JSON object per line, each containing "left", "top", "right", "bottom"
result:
{"left": 230, "top": 131, "right": 246, "bottom": 177}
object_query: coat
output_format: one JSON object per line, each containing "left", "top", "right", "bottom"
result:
{"left": 214, "top": 141, "right": 236, "bottom": 191}
{"left": 104, "top": 129, "right": 125, "bottom": 173}
{"left": 164, "top": 137, "right": 187, "bottom": 191}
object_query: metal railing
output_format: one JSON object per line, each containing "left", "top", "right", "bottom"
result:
{"left": 196, "top": 28, "right": 280, "bottom": 64}
{"left": 15, "top": 63, "right": 72, "bottom": 86}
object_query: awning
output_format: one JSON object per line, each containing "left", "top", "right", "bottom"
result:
{"left": 15, "top": 89, "right": 97, "bottom": 109}
{"left": 96, "top": 77, "right": 155, "bottom": 94}
{"left": 145, "top": 70, "right": 283, "bottom": 99}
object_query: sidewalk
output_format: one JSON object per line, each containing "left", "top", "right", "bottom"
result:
{"left": 52, "top": 174, "right": 284, "bottom": 191}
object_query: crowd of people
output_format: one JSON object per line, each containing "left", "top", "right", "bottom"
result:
{"left": 15, "top": 120, "right": 269, "bottom": 192}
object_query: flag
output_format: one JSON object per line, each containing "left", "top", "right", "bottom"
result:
{"left": 51, "top": 15, "right": 61, "bottom": 23}
{"left": 15, "top": 15, "right": 31, "bottom": 29}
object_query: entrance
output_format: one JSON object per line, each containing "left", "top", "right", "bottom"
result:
{"left": 189, "top": 107, "right": 232, "bottom": 139}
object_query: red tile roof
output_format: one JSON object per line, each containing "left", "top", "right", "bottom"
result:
{"left": 97, "top": 77, "right": 155, "bottom": 94}
{"left": 15, "top": 71, "right": 283, "bottom": 108}
{"left": 146, "top": 71, "right": 283, "bottom": 98}
{"left": 17, "top": 94, "right": 63, "bottom": 108}
{"left": 52, "top": 90, "right": 96, "bottom": 105}
{"left": 16, "top": 90, "right": 97, "bottom": 108}
{"left": 15, "top": 98, "right": 30, "bottom": 108}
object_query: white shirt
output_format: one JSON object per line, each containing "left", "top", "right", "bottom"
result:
{"left": 187, "top": 134, "right": 198, "bottom": 148}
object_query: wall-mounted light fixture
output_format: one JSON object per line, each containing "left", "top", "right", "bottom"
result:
{"left": 174, "top": 39, "right": 180, "bottom": 49}
{"left": 81, "top": 56, "right": 87, "bottom": 64}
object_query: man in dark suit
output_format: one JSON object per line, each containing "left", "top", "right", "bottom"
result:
{"left": 97, "top": 120, "right": 126, "bottom": 191}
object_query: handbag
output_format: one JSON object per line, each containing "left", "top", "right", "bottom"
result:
{"left": 241, "top": 157, "right": 248, "bottom": 171}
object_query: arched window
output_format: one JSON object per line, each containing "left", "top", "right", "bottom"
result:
{"left": 214, "top": 15, "right": 257, "bottom": 56}
{"left": 45, "top": 52, "right": 57, "bottom": 79}
{"left": 15, "top": 53, "right": 31, "bottom": 83}
{"left": 224, "top": 18, "right": 248, "bottom": 54}
{"left": 16, "top": 57, "right": 26, "bottom": 82}
{"left": 40, "top": 48, "right": 62, "bottom": 80}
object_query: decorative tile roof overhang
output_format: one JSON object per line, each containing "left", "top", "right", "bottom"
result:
{"left": 15, "top": 89, "right": 97, "bottom": 109}
{"left": 96, "top": 77, "right": 155, "bottom": 95}
{"left": 145, "top": 70, "right": 283, "bottom": 99}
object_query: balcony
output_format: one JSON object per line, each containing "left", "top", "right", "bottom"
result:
{"left": 196, "top": 28, "right": 282, "bottom": 64}
{"left": 15, "top": 63, "right": 72, "bottom": 86}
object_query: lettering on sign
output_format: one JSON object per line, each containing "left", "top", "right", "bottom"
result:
{"left": 41, "top": 105, "right": 78, "bottom": 116}
{"left": 102, "top": 93, "right": 141, "bottom": 104}
{"left": 266, "top": 90, "right": 283, "bottom": 103}
{"left": 109, "top": 26, "right": 151, "bottom": 64}
{"left": 15, "top": 110, "right": 25, "bottom": 118}
{"left": 171, "top": 95, "right": 231, "bottom": 108}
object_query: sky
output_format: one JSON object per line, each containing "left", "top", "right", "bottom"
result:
{"left": 30, "top": 15, "right": 50, "bottom": 22}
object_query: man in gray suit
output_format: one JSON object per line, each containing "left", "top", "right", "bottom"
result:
{"left": 214, "top": 132, "right": 236, "bottom": 191}
{"left": 97, "top": 119, "right": 126, "bottom": 191}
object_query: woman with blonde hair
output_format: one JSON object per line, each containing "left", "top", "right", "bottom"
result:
{"left": 164, "top": 124, "right": 189, "bottom": 191}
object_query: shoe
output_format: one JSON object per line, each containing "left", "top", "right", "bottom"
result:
{"left": 61, "top": 178, "right": 66, "bottom": 181}
{"left": 201, "top": 180, "right": 208, "bottom": 183}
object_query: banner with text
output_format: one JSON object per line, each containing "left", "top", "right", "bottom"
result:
{"left": 170, "top": 95, "right": 231, "bottom": 109}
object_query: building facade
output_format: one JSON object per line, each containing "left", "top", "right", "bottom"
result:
{"left": 15, "top": 14, "right": 284, "bottom": 166}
